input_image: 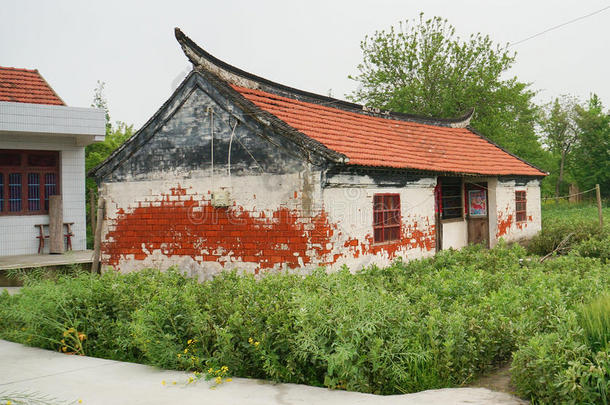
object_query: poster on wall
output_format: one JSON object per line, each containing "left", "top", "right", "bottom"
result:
{"left": 468, "top": 189, "right": 487, "bottom": 217}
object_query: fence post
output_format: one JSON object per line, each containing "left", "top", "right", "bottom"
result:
{"left": 89, "top": 188, "right": 96, "bottom": 234}
{"left": 596, "top": 184, "right": 603, "bottom": 230}
{"left": 92, "top": 197, "right": 105, "bottom": 274}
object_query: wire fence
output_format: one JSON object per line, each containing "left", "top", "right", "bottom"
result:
{"left": 541, "top": 187, "right": 598, "bottom": 201}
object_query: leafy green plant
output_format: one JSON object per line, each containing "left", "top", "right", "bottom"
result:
{"left": 579, "top": 293, "right": 610, "bottom": 353}
{"left": 527, "top": 202, "right": 609, "bottom": 256}
{"left": 572, "top": 236, "right": 610, "bottom": 263}
{"left": 1, "top": 245, "right": 610, "bottom": 401}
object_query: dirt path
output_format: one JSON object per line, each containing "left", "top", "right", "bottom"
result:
{"left": 469, "top": 363, "right": 522, "bottom": 398}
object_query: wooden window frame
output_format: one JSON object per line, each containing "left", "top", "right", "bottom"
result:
{"left": 439, "top": 177, "right": 464, "bottom": 221}
{"left": 373, "top": 193, "right": 401, "bottom": 244}
{"left": 515, "top": 190, "right": 527, "bottom": 222}
{"left": 0, "top": 150, "right": 60, "bottom": 216}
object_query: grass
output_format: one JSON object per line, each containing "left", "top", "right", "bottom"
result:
{"left": 541, "top": 200, "right": 610, "bottom": 224}
{"left": 527, "top": 201, "right": 609, "bottom": 256}
{"left": 579, "top": 293, "right": 610, "bottom": 353}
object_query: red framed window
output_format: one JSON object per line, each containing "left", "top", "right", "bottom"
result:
{"left": 0, "top": 150, "right": 59, "bottom": 216}
{"left": 515, "top": 191, "right": 527, "bottom": 222}
{"left": 373, "top": 194, "right": 401, "bottom": 243}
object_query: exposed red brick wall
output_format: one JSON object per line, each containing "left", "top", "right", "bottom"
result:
{"left": 102, "top": 185, "right": 437, "bottom": 272}
{"left": 103, "top": 186, "right": 337, "bottom": 272}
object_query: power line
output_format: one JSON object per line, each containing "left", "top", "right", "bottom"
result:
{"left": 509, "top": 5, "right": 610, "bottom": 47}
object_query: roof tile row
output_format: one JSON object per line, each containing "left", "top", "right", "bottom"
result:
{"left": 233, "top": 85, "right": 545, "bottom": 177}
{"left": 0, "top": 66, "right": 64, "bottom": 106}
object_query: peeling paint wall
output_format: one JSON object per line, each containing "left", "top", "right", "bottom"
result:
{"left": 321, "top": 177, "right": 437, "bottom": 270}
{"left": 101, "top": 172, "right": 330, "bottom": 278}
{"left": 492, "top": 178, "right": 542, "bottom": 245}
{"left": 99, "top": 172, "right": 438, "bottom": 276}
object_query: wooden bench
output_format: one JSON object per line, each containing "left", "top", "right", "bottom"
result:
{"left": 34, "top": 222, "right": 75, "bottom": 254}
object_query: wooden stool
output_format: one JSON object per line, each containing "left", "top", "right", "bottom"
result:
{"left": 34, "top": 224, "right": 50, "bottom": 254}
{"left": 34, "top": 222, "right": 75, "bottom": 253}
{"left": 64, "top": 222, "right": 74, "bottom": 251}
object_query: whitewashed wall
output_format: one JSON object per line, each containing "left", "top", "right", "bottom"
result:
{"left": 322, "top": 177, "right": 437, "bottom": 270}
{"left": 0, "top": 134, "right": 86, "bottom": 255}
{"left": 442, "top": 219, "right": 468, "bottom": 250}
{"left": 491, "top": 179, "right": 542, "bottom": 245}
{"left": 99, "top": 170, "right": 438, "bottom": 276}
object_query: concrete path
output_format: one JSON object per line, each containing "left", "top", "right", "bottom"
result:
{"left": 0, "top": 340, "right": 527, "bottom": 405}
{"left": 0, "top": 287, "right": 21, "bottom": 295}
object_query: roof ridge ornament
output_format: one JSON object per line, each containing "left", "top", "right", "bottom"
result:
{"left": 362, "top": 105, "right": 390, "bottom": 116}
{"left": 174, "top": 28, "right": 480, "bottom": 128}
{"left": 448, "top": 108, "right": 475, "bottom": 128}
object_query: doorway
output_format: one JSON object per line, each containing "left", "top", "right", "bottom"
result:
{"left": 465, "top": 182, "right": 489, "bottom": 247}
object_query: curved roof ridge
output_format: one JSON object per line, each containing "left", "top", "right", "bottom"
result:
{"left": 174, "top": 27, "right": 474, "bottom": 128}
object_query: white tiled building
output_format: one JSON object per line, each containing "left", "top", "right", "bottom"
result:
{"left": 0, "top": 67, "right": 105, "bottom": 256}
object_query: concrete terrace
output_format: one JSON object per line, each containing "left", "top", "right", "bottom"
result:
{"left": 0, "top": 250, "right": 93, "bottom": 270}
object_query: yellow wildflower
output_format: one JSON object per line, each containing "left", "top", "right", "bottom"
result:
{"left": 188, "top": 377, "right": 194, "bottom": 384}
{"left": 208, "top": 367, "right": 214, "bottom": 374}
{"left": 254, "top": 341, "right": 260, "bottom": 347}
{"left": 215, "top": 376, "right": 222, "bottom": 384}
{"left": 78, "top": 400, "right": 83, "bottom": 404}
{"left": 172, "top": 381, "right": 177, "bottom": 385}
{"left": 248, "top": 337, "right": 253, "bottom": 344}
{"left": 184, "top": 348, "right": 188, "bottom": 354}
{"left": 161, "top": 380, "right": 166, "bottom": 386}
{"left": 226, "top": 378, "right": 232, "bottom": 382}
{"left": 7, "top": 401, "right": 12, "bottom": 405}
{"left": 187, "top": 339, "right": 193, "bottom": 345}
{"left": 177, "top": 353, "right": 181, "bottom": 358}
{"left": 78, "top": 333, "right": 87, "bottom": 341}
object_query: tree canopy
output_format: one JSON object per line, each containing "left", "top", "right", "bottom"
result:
{"left": 348, "top": 14, "right": 547, "bottom": 167}
{"left": 538, "top": 95, "right": 580, "bottom": 198}
{"left": 86, "top": 81, "right": 133, "bottom": 174}
{"left": 572, "top": 95, "right": 610, "bottom": 196}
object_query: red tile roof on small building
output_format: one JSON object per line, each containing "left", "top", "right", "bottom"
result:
{"left": 233, "top": 85, "right": 546, "bottom": 177}
{"left": 0, "top": 66, "right": 65, "bottom": 106}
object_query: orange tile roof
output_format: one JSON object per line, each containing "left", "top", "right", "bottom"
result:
{"left": 233, "top": 85, "right": 545, "bottom": 176}
{"left": 0, "top": 66, "right": 64, "bottom": 105}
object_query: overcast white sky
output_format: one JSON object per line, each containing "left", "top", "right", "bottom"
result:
{"left": 2, "top": 0, "right": 609, "bottom": 128}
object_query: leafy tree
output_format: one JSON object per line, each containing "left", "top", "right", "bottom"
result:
{"left": 572, "top": 94, "right": 610, "bottom": 197}
{"left": 348, "top": 13, "right": 548, "bottom": 167}
{"left": 86, "top": 81, "right": 133, "bottom": 246}
{"left": 91, "top": 80, "right": 112, "bottom": 135}
{"left": 538, "top": 95, "right": 580, "bottom": 199}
